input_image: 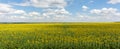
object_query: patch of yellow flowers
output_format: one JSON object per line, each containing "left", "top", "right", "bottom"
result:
{"left": 0, "top": 23, "right": 120, "bottom": 49}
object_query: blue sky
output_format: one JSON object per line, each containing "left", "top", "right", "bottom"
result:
{"left": 0, "top": 0, "right": 120, "bottom": 22}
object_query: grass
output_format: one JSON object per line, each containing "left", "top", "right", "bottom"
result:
{"left": 0, "top": 22, "right": 120, "bottom": 49}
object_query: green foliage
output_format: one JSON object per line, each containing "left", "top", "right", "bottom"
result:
{"left": 0, "top": 23, "right": 120, "bottom": 49}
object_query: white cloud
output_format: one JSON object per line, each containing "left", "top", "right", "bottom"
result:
{"left": 13, "top": 10, "right": 26, "bottom": 14}
{"left": 31, "top": 0, "right": 67, "bottom": 8}
{"left": 14, "top": 0, "right": 67, "bottom": 8}
{"left": 90, "top": 9, "right": 101, "bottom": 14}
{"left": 0, "top": 3, "right": 15, "bottom": 14}
{"left": 42, "top": 8, "right": 70, "bottom": 20}
{"left": 0, "top": 3, "right": 46, "bottom": 22}
{"left": 13, "top": 2, "right": 30, "bottom": 6}
{"left": 0, "top": 0, "right": 71, "bottom": 22}
{"left": 8, "top": 11, "right": 45, "bottom": 22}
{"left": 11, "top": 0, "right": 71, "bottom": 21}
{"left": 0, "top": 3, "right": 27, "bottom": 15}
{"left": 82, "top": 5, "right": 88, "bottom": 11}
{"left": 90, "top": 8, "right": 118, "bottom": 16}
{"left": 108, "top": 0, "right": 120, "bottom": 4}
{"left": 75, "top": 8, "right": 120, "bottom": 22}
{"left": 28, "top": 12, "right": 40, "bottom": 16}
{"left": 10, "top": 16, "right": 26, "bottom": 19}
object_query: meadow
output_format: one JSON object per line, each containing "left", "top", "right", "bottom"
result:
{"left": 0, "top": 22, "right": 120, "bottom": 49}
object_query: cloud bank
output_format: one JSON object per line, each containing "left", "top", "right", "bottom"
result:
{"left": 0, "top": 0, "right": 120, "bottom": 22}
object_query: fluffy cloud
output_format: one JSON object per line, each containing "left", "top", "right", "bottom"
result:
{"left": 0, "top": 3, "right": 44, "bottom": 22}
{"left": 90, "top": 8, "right": 119, "bottom": 16}
{"left": 12, "top": 0, "right": 71, "bottom": 21}
{"left": 0, "top": 0, "right": 74, "bottom": 22}
{"left": 0, "top": 3, "right": 14, "bottom": 14}
{"left": 14, "top": 0, "right": 67, "bottom": 8}
{"left": 82, "top": 5, "right": 88, "bottom": 11}
{"left": 30, "top": 0, "right": 67, "bottom": 8}
{"left": 2, "top": 0, "right": 120, "bottom": 22}
{"left": 13, "top": 10, "right": 26, "bottom": 15}
{"left": 75, "top": 8, "right": 120, "bottom": 22}
{"left": 108, "top": 0, "right": 120, "bottom": 4}
{"left": 8, "top": 11, "right": 44, "bottom": 22}
{"left": 28, "top": 12, "right": 40, "bottom": 16}
{"left": 0, "top": 0, "right": 72, "bottom": 22}
{"left": 0, "top": 3, "right": 27, "bottom": 15}
{"left": 42, "top": 8, "right": 70, "bottom": 20}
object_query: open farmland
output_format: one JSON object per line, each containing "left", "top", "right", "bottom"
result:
{"left": 0, "top": 22, "right": 120, "bottom": 49}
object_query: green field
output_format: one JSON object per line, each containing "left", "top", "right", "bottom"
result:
{"left": 0, "top": 23, "right": 120, "bottom": 49}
